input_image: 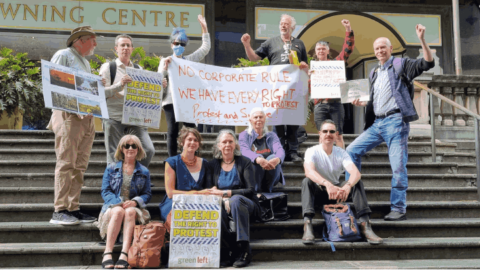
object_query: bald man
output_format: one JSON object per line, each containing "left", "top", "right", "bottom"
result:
{"left": 346, "top": 24, "right": 435, "bottom": 221}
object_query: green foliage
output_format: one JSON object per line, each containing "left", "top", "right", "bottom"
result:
{"left": 233, "top": 57, "right": 270, "bottom": 68}
{"left": 0, "top": 47, "right": 51, "bottom": 128}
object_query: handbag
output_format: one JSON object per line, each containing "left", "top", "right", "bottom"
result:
{"left": 128, "top": 221, "right": 166, "bottom": 268}
{"left": 321, "top": 204, "right": 362, "bottom": 252}
{"left": 258, "top": 192, "right": 290, "bottom": 222}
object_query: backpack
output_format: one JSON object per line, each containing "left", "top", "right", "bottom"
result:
{"left": 321, "top": 204, "right": 362, "bottom": 252}
{"left": 128, "top": 221, "right": 166, "bottom": 268}
{"left": 369, "top": 57, "right": 415, "bottom": 100}
{"left": 109, "top": 61, "right": 140, "bottom": 83}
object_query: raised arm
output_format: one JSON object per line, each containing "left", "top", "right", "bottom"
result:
{"left": 416, "top": 24, "right": 433, "bottom": 62}
{"left": 241, "top": 33, "right": 262, "bottom": 62}
{"left": 335, "top": 19, "right": 355, "bottom": 62}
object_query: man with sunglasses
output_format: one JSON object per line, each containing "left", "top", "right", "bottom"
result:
{"left": 241, "top": 14, "right": 309, "bottom": 163}
{"left": 99, "top": 34, "right": 155, "bottom": 168}
{"left": 301, "top": 119, "right": 382, "bottom": 245}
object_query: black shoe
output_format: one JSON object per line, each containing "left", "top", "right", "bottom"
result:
{"left": 50, "top": 210, "right": 80, "bottom": 225}
{"left": 220, "top": 250, "right": 235, "bottom": 268}
{"left": 289, "top": 153, "right": 303, "bottom": 163}
{"left": 384, "top": 211, "right": 407, "bottom": 221}
{"left": 70, "top": 210, "right": 97, "bottom": 223}
{"left": 233, "top": 251, "right": 252, "bottom": 268}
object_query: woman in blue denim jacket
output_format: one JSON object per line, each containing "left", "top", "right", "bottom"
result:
{"left": 97, "top": 134, "right": 152, "bottom": 269}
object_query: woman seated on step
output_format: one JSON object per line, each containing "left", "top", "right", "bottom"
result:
{"left": 158, "top": 127, "right": 210, "bottom": 222}
{"left": 97, "top": 134, "right": 152, "bottom": 269}
{"left": 206, "top": 129, "right": 261, "bottom": 268}
{"left": 239, "top": 107, "right": 285, "bottom": 193}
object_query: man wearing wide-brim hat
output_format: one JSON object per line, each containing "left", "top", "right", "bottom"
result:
{"left": 48, "top": 25, "right": 99, "bottom": 226}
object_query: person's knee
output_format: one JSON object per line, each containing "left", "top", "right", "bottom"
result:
{"left": 124, "top": 207, "right": 137, "bottom": 218}
{"left": 111, "top": 207, "right": 125, "bottom": 221}
{"left": 302, "top": 177, "right": 313, "bottom": 187}
{"left": 229, "top": 195, "right": 246, "bottom": 210}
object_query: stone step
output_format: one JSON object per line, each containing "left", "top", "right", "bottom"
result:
{"left": 0, "top": 139, "right": 457, "bottom": 153}
{"left": 1, "top": 237, "right": 480, "bottom": 267}
{"left": 0, "top": 149, "right": 474, "bottom": 163}
{"left": 0, "top": 160, "right": 475, "bottom": 174}
{"left": 2, "top": 218, "right": 480, "bottom": 244}
{"left": 2, "top": 201, "right": 480, "bottom": 222}
{"left": 0, "top": 186, "right": 476, "bottom": 204}
{"left": 445, "top": 140, "right": 476, "bottom": 153}
{"left": 0, "top": 173, "right": 475, "bottom": 188}
{"left": 0, "top": 130, "right": 434, "bottom": 143}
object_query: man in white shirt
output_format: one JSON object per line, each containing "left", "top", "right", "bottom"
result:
{"left": 301, "top": 119, "right": 382, "bottom": 245}
{"left": 99, "top": 35, "right": 155, "bottom": 167}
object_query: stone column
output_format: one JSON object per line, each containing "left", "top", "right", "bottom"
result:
{"left": 441, "top": 87, "right": 454, "bottom": 126}
{"left": 432, "top": 86, "right": 442, "bottom": 126}
{"left": 453, "top": 86, "right": 466, "bottom": 126}
{"left": 465, "top": 87, "right": 478, "bottom": 126}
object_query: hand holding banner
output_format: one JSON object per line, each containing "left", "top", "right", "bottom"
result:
{"left": 310, "top": 60, "right": 346, "bottom": 99}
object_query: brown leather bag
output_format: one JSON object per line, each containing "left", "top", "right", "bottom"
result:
{"left": 128, "top": 221, "right": 166, "bottom": 268}
{"left": 164, "top": 212, "right": 172, "bottom": 233}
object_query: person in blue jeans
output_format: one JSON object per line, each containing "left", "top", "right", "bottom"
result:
{"left": 239, "top": 107, "right": 285, "bottom": 193}
{"left": 346, "top": 24, "right": 435, "bottom": 221}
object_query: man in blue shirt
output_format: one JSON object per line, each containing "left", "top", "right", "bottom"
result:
{"left": 347, "top": 24, "right": 435, "bottom": 221}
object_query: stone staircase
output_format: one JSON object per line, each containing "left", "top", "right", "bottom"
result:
{"left": 0, "top": 130, "right": 479, "bottom": 268}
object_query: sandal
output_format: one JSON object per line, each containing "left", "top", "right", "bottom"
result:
{"left": 114, "top": 251, "right": 130, "bottom": 269}
{"left": 102, "top": 252, "right": 115, "bottom": 269}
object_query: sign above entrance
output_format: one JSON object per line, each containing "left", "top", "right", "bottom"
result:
{"left": 0, "top": 0, "right": 204, "bottom": 36}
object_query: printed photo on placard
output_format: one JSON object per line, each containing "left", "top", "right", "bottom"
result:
{"left": 51, "top": 91, "right": 78, "bottom": 112}
{"left": 75, "top": 76, "right": 99, "bottom": 96}
{"left": 50, "top": 69, "right": 76, "bottom": 90}
{"left": 78, "top": 98, "right": 102, "bottom": 117}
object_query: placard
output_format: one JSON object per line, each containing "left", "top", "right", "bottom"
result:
{"left": 310, "top": 60, "right": 346, "bottom": 99}
{"left": 340, "top": 79, "right": 370, "bottom": 104}
{"left": 41, "top": 60, "right": 109, "bottom": 119}
{"left": 169, "top": 194, "right": 222, "bottom": 268}
{"left": 168, "top": 57, "right": 309, "bottom": 126}
{"left": 122, "top": 68, "right": 163, "bottom": 128}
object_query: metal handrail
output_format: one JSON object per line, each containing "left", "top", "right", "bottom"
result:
{"left": 414, "top": 81, "right": 480, "bottom": 200}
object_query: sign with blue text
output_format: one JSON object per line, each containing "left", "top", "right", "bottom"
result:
{"left": 310, "top": 60, "right": 346, "bottom": 99}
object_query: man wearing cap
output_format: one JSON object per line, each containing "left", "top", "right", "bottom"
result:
{"left": 48, "top": 26, "right": 99, "bottom": 225}
{"left": 99, "top": 34, "right": 155, "bottom": 167}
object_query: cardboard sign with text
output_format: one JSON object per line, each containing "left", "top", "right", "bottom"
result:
{"left": 340, "top": 79, "right": 370, "bottom": 104}
{"left": 310, "top": 60, "right": 346, "bottom": 99}
{"left": 168, "top": 57, "right": 308, "bottom": 126}
{"left": 41, "top": 60, "right": 109, "bottom": 119}
{"left": 122, "top": 68, "right": 163, "bottom": 128}
{"left": 169, "top": 194, "right": 222, "bottom": 268}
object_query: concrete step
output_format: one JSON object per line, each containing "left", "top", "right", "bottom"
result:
{"left": 2, "top": 218, "right": 480, "bottom": 244}
{"left": 0, "top": 130, "right": 434, "bottom": 143}
{"left": 1, "top": 186, "right": 477, "bottom": 204}
{"left": 1, "top": 237, "right": 480, "bottom": 267}
{"left": 0, "top": 173, "right": 475, "bottom": 188}
{"left": 0, "top": 160, "right": 475, "bottom": 174}
{"left": 1, "top": 149, "right": 474, "bottom": 163}
{"left": 0, "top": 139, "right": 457, "bottom": 153}
{"left": 2, "top": 201, "right": 480, "bottom": 222}
{"left": 444, "top": 140, "right": 476, "bottom": 153}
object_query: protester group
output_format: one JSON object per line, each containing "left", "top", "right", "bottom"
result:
{"left": 45, "top": 12, "right": 435, "bottom": 269}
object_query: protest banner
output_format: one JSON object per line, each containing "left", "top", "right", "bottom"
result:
{"left": 122, "top": 68, "right": 163, "bottom": 128}
{"left": 41, "top": 60, "right": 109, "bottom": 119}
{"left": 340, "top": 79, "right": 370, "bottom": 104}
{"left": 169, "top": 194, "right": 222, "bottom": 268}
{"left": 168, "top": 57, "right": 308, "bottom": 126}
{"left": 310, "top": 60, "right": 346, "bottom": 99}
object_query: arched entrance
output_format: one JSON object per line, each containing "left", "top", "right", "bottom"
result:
{"left": 297, "top": 13, "right": 406, "bottom": 134}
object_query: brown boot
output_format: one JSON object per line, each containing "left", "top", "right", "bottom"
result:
{"left": 302, "top": 220, "right": 315, "bottom": 245}
{"left": 359, "top": 221, "right": 383, "bottom": 245}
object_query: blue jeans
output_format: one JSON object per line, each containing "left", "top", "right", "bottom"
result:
{"left": 346, "top": 113, "right": 409, "bottom": 213}
{"left": 252, "top": 154, "right": 282, "bottom": 193}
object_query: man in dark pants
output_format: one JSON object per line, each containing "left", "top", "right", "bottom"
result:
{"left": 241, "top": 14, "right": 309, "bottom": 162}
{"left": 301, "top": 120, "right": 382, "bottom": 245}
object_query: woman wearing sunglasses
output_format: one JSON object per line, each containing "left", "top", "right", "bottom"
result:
{"left": 158, "top": 127, "right": 210, "bottom": 223}
{"left": 97, "top": 135, "right": 152, "bottom": 269}
{"left": 159, "top": 14, "right": 211, "bottom": 157}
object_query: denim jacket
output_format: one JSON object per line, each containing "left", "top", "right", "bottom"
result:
{"left": 365, "top": 56, "right": 435, "bottom": 130}
{"left": 100, "top": 160, "right": 152, "bottom": 214}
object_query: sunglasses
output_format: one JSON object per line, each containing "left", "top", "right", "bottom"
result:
{"left": 123, "top": 144, "right": 138, "bottom": 150}
{"left": 172, "top": 42, "right": 186, "bottom": 47}
{"left": 321, "top": 130, "right": 336, "bottom": 134}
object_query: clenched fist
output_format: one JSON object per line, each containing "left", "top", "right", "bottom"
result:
{"left": 341, "top": 19, "right": 351, "bottom": 32}
{"left": 241, "top": 33, "right": 251, "bottom": 45}
{"left": 416, "top": 24, "right": 426, "bottom": 40}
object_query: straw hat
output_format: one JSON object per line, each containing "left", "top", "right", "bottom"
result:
{"left": 66, "top": 25, "right": 98, "bottom": 47}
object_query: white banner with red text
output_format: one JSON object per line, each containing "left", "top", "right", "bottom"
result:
{"left": 168, "top": 57, "right": 308, "bottom": 126}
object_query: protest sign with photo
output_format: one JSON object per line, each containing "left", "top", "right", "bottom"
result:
{"left": 168, "top": 57, "right": 308, "bottom": 126}
{"left": 310, "top": 60, "right": 346, "bottom": 99}
{"left": 340, "top": 79, "right": 370, "bottom": 104}
{"left": 169, "top": 194, "right": 222, "bottom": 268}
{"left": 41, "top": 60, "right": 109, "bottom": 119}
{"left": 122, "top": 68, "right": 163, "bottom": 128}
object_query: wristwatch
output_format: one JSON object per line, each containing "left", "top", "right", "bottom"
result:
{"left": 222, "top": 191, "right": 228, "bottom": 198}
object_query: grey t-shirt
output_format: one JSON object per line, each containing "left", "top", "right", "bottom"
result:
{"left": 304, "top": 145, "right": 353, "bottom": 185}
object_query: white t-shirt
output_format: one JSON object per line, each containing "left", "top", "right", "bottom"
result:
{"left": 304, "top": 145, "right": 354, "bottom": 185}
